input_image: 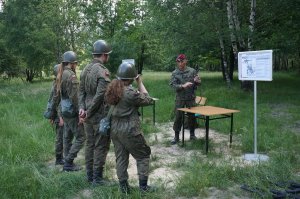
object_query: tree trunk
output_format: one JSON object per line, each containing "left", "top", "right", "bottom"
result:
{"left": 232, "top": 0, "right": 246, "bottom": 50}
{"left": 226, "top": 0, "right": 238, "bottom": 59}
{"left": 218, "top": 31, "right": 231, "bottom": 87}
{"left": 70, "top": 21, "right": 76, "bottom": 51}
{"left": 25, "top": 69, "right": 34, "bottom": 82}
{"left": 248, "top": 0, "right": 256, "bottom": 50}
{"left": 229, "top": 46, "right": 234, "bottom": 80}
{"left": 209, "top": 0, "right": 231, "bottom": 87}
{"left": 137, "top": 35, "right": 146, "bottom": 75}
{"left": 241, "top": 0, "right": 256, "bottom": 91}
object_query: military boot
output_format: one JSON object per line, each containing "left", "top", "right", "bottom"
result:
{"left": 92, "top": 168, "right": 113, "bottom": 186}
{"left": 190, "top": 129, "right": 197, "bottom": 140}
{"left": 93, "top": 169, "right": 104, "bottom": 186}
{"left": 63, "top": 159, "right": 81, "bottom": 172}
{"left": 139, "top": 177, "right": 156, "bottom": 193}
{"left": 170, "top": 131, "right": 180, "bottom": 145}
{"left": 55, "top": 155, "right": 64, "bottom": 165}
{"left": 119, "top": 180, "right": 130, "bottom": 194}
{"left": 86, "top": 170, "right": 93, "bottom": 183}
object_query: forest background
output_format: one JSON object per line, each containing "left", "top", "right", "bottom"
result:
{"left": 0, "top": 0, "right": 299, "bottom": 86}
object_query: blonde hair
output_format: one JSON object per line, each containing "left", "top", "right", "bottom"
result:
{"left": 55, "top": 63, "right": 66, "bottom": 94}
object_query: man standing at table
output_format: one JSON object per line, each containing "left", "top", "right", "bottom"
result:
{"left": 170, "top": 54, "right": 201, "bottom": 145}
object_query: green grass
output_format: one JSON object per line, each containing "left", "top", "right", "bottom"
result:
{"left": 0, "top": 71, "right": 299, "bottom": 198}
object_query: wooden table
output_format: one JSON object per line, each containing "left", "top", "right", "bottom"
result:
{"left": 178, "top": 106, "right": 239, "bottom": 154}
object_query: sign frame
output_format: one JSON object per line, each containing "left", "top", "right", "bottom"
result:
{"left": 238, "top": 50, "right": 273, "bottom": 81}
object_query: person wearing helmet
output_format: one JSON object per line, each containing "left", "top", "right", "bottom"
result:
{"left": 52, "top": 51, "right": 85, "bottom": 172}
{"left": 78, "top": 40, "right": 112, "bottom": 185}
{"left": 44, "top": 64, "right": 64, "bottom": 165}
{"left": 170, "top": 54, "right": 201, "bottom": 144}
{"left": 105, "top": 62, "right": 154, "bottom": 193}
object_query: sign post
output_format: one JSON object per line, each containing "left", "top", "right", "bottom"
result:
{"left": 238, "top": 50, "right": 273, "bottom": 162}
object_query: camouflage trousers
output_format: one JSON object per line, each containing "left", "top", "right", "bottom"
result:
{"left": 173, "top": 99, "right": 196, "bottom": 132}
{"left": 111, "top": 130, "right": 151, "bottom": 181}
{"left": 83, "top": 122, "right": 111, "bottom": 176}
{"left": 63, "top": 117, "right": 85, "bottom": 162}
{"left": 54, "top": 123, "right": 64, "bottom": 158}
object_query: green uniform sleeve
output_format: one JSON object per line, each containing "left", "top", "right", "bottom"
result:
{"left": 78, "top": 69, "right": 86, "bottom": 110}
{"left": 67, "top": 73, "right": 79, "bottom": 112}
{"left": 86, "top": 76, "right": 110, "bottom": 119}
{"left": 170, "top": 71, "right": 183, "bottom": 91}
{"left": 127, "top": 88, "right": 154, "bottom": 107}
{"left": 51, "top": 83, "right": 60, "bottom": 119}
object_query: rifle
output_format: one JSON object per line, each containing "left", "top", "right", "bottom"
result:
{"left": 193, "top": 64, "right": 200, "bottom": 91}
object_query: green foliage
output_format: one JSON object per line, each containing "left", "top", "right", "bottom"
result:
{"left": 2, "top": 0, "right": 56, "bottom": 68}
{"left": 1, "top": 0, "right": 299, "bottom": 82}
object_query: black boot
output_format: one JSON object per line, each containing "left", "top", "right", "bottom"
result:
{"left": 119, "top": 180, "right": 130, "bottom": 194}
{"left": 86, "top": 170, "right": 93, "bottom": 183}
{"left": 93, "top": 168, "right": 112, "bottom": 186}
{"left": 139, "top": 177, "right": 155, "bottom": 192}
{"left": 55, "top": 155, "right": 64, "bottom": 165}
{"left": 171, "top": 131, "right": 180, "bottom": 145}
{"left": 190, "top": 129, "right": 197, "bottom": 140}
{"left": 63, "top": 159, "right": 81, "bottom": 172}
{"left": 93, "top": 169, "right": 104, "bottom": 186}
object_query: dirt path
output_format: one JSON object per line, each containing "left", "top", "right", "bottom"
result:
{"left": 106, "top": 122, "right": 251, "bottom": 198}
{"left": 48, "top": 122, "right": 252, "bottom": 198}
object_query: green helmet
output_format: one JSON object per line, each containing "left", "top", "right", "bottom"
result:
{"left": 116, "top": 62, "right": 138, "bottom": 80}
{"left": 92, "top": 40, "right": 112, "bottom": 55}
{"left": 53, "top": 64, "right": 59, "bottom": 77}
{"left": 62, "top": 51, "right": 77, "bottom": 63}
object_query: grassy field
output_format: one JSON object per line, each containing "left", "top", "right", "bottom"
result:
{"left": 0, "top": 71, "right": 299, "bottom": 198}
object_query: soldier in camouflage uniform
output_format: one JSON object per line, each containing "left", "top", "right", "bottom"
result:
{"left": 105, "top": 62, "right": 154, "bottom": 194}
{"left": 52, "top": 51, "right": 85, "bottom": 171}
{"left": 47, "top": 64, "right": 64, "bottom": 165}
{"left": 170, "top": 54, "right": 201, "bottom": 144}
{"left": 79, "top": 40, "right": 112, "bottom": 185}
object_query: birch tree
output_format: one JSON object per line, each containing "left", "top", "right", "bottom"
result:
{"left": 232, "top": 0, "right": 246, "bottom": 50}
{"left": 248, "top": 0, "right": 256, "bottom": 50}
{"left": 226, "top": 0, "right": 239, "bottom": 81}
{"left": 207, "top": 0, "right": 231, "bottom": 87}
{"left": 240, "top": 0, "right": 256, "bottom": 90}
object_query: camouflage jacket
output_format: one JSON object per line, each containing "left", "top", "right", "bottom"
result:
{"left": 79, "top": 59, "right": 111, "bottom": 124}
{"left": 170, "top": 66, "right": 198, "bottom": 101}
{"left": 111, "top": 85, "right": 154, "bottom": 135}
{"left": 47, "top": 81, "right": 61, "bottom": 122}
{"left": 52, "top": 66, "right": 79, "bottom": 117}
{"left": 61, "top": 66, "right": 79, "bottom": 110}
{"left": 53, "top": 66, "right": 79, "bottom": 112}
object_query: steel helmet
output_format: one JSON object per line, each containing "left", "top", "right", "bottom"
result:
{"left": 116, "top": 62, "right": 138, "bottom": 80}
{"left": 53, "top": 64, "right": 59, "bottom": 76}
{"left": 92, "top": 40, "right": 112, "bottom": 55}
{"left": 62, "top": 51, "right": 77, "bottom": 63}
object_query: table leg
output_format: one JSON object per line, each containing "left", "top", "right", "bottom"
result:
{"left": 230, "top": 113, "right": 233, "bottom": 147}
{"left": 182, "top": 112, "right": 185, "bottom": 146}
{"left": 205, "top": 116, "right": 209, "bottom": 154}
{"left": 153, "top": 101, "right": 155, "bottom": 125}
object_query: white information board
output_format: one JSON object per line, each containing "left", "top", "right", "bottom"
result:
{"left": 238, "top": 50, "right": 273, "bottom": 81}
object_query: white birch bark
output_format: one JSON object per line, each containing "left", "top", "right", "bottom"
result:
{"left": 218, "top": 31, "right": 231, "bottom": 87}
{"left": 209, "top": 0, "right": 231, "bottom": 86}
{"left": 248, "top": 0, "right": 256, "bottom": 50}
{"left": 232, "top": 0, "right": 246, "bottom": 49}
{"left": 226, "top": 0, "right": 238, "bottom": 59}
